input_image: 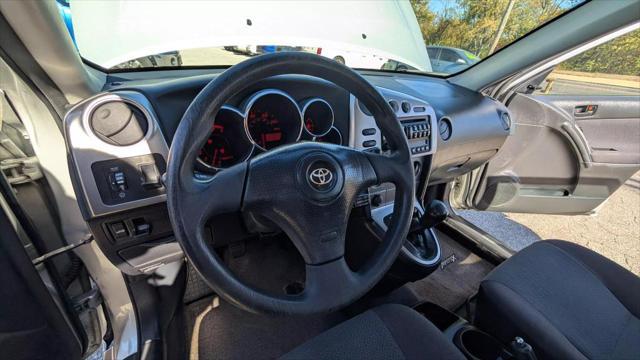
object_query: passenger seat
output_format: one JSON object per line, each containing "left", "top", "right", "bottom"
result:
{"left": 475, "top": 240, "right": 640, "bottom": 360}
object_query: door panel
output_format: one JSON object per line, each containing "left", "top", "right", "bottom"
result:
{"left": 543, "top": 96, "right": 640, "bottom": 164}
{"left": 471, "top": 93, "right": 640, "bottom": 214}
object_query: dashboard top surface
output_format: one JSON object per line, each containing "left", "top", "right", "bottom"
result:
{"left": 105, "top": 69, "right": 484, "bottom": 118}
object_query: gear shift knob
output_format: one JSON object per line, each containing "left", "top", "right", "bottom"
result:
{"left": 421, "top": 200, "right": 449, "bottom": 229}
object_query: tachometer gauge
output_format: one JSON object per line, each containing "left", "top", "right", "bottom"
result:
{"left": 198, "top": 106, "right": 253, "bottom": 170}
{"left": 302, "top": 98, "right": 334, "bottom": 137}
{"left": 245, "top": 90, "right": 302, "bottom": 150}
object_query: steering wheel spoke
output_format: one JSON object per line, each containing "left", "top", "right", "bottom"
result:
{"left": 363, "top": 151, "right": 410, "bottom": 186}
{"left": 303, "top": 258, "right": 358, "bottom": 302}
{"left": 178, "top": 162, "right": 248, "bottom": 232}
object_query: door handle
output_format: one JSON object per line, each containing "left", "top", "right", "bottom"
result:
{"left": 574, "top": 104, "right": 597, "bottom": 117}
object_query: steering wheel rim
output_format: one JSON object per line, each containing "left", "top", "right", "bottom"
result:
{"left": 166, "top": 52, "right": 415, "bottom": 315}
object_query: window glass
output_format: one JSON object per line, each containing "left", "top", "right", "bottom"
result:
{"left": 426, "top": 47, "right": 439, "bottom": 60}
{"left": 410, "top": 0, "right": 585, "bottom": 74}
{"left": 535, "top": 29, "right": 640, "bottom": 96}
{"left": 439, "top": 49, "right": 461, "bottom": 63}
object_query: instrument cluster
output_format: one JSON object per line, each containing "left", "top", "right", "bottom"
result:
{"left": 197, "top": 89, "right": 342, "bottom": 171}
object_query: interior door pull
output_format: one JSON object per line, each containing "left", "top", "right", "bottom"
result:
{"left": 574, "top": 104, "right": 597, "bottom": 117}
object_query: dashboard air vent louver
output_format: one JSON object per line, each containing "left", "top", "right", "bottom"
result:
{"left": 90, "top": 101, "right": 149, "bottom": 146}
{"left": 358, "top": 100, "right": 372, "bottom": 116}
{"left": 438, "top": 117, "right": 452, "bottom": 141}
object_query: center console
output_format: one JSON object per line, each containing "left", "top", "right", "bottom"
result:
{"left": 413, "top": 302, "right": 538, "bottom": 360}
{"left": 348, "top": 88, "right": 444, "bottom": 289}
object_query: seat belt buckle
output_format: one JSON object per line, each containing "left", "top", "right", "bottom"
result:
{"left": 0, "top": 156, "right": 43, "bottom": 185}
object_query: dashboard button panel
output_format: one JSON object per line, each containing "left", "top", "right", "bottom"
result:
{"left": 362, "top": 140, "right": 377, "bottom": 148}
{"left": 91, "top": 153, "right": 166, "bottom": 206}
{"left": 402, "top": 118, "right": 432, "bottom": 155}
{"left": 108, "top": 221, "right": 128, "bottom": 240}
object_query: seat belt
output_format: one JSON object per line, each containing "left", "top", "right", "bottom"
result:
{"left": 0, "top": 91, "right": 70, "bottom": 271}
{"left": 0, "top": 94, "right": 43, "bottom": 185}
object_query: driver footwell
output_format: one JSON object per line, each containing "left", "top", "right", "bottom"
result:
{"left": 182, "top": 235, "right": 346, "bottom": 359}
{"left": 185, "top": 296, "right": 345, "bottom": 360}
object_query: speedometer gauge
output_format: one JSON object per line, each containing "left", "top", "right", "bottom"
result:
{"left": 245, "top": 90, "right": 302, "bottom": 150}
{"left": 247, "top": 110, "right": 284, "bottom": 149}
{"left": 198, "top": 106, "right": 253, "bottom": 170}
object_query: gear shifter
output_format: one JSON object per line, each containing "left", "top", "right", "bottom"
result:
{"left": 398, "top": 200, "right": 448, "bottom": 261}
{"left": 422, "top": 200, "right": 449, "bottom": 228}
{"left": 409, "top": 200, "right": 449, "bottom": 235}
{"left": 381, "top": 200, "right": 448, "bottom": 262}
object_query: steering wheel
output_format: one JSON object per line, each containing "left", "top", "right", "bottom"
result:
{"left": 166, "top": 52, "right": 414, "bottom": 315}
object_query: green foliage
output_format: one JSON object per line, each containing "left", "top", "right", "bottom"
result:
{"left": 558, "top": 30, "right": 640, "bottom": 76}
{"left": 410, "top": 0, "right": 639, "bottom": 76}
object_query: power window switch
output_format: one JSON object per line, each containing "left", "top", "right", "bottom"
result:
{"left": 109, "top": 221, "right": 128, "bottom": 240}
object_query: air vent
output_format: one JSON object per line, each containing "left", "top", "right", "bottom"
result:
{"left": 90, "top": 101, "right": 149, "bottom": 146}
{"left": 388, "top": 100, "right": 399, "bottom": 112}
{"left": 401, "top": 101, "right": 411, "bottom": 113}
{"left": 438, "top": 117, "right": 452, "bottom": 141}
{"left": 358, "top": 100, "right": 372, "bottom": 116}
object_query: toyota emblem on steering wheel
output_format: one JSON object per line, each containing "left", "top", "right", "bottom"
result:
{"left": 309, "top": 167, "right": 333, "bottom": 187}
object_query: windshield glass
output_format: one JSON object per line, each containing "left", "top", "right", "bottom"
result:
{"left": 62, "top": 0, "right": 584, "bottom": 75}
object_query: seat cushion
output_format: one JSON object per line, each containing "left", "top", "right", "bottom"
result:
{"left": 281, "top": 304, "right": 465, "bottom": 360}
{"left": 475, "top": 240, "right": 640, "bottom": 360}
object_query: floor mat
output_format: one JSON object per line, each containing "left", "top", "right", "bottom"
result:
{"left": 183, "top": 236, "right": 346, "bottom": 359}
{"left": 404, "top": 229, "right": 494, "bottom": 311}
{"left": 185, "top": 296, "right": 345, "bottom": 360}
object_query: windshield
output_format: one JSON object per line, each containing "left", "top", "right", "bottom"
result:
{"left": 62, "top": 0, "right": 585, "bottom": 75}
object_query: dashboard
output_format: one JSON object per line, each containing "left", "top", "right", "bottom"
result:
{"left": 64, "top": 69, "right": 511, "bottom": 274}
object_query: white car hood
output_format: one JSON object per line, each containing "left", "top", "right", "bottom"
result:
{"left": 70, "top": 0, "right": 430, "bottom": 71}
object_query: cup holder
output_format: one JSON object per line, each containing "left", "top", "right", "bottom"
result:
{"left": 454, "top": 326, "right": 508, "bottom": 360}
